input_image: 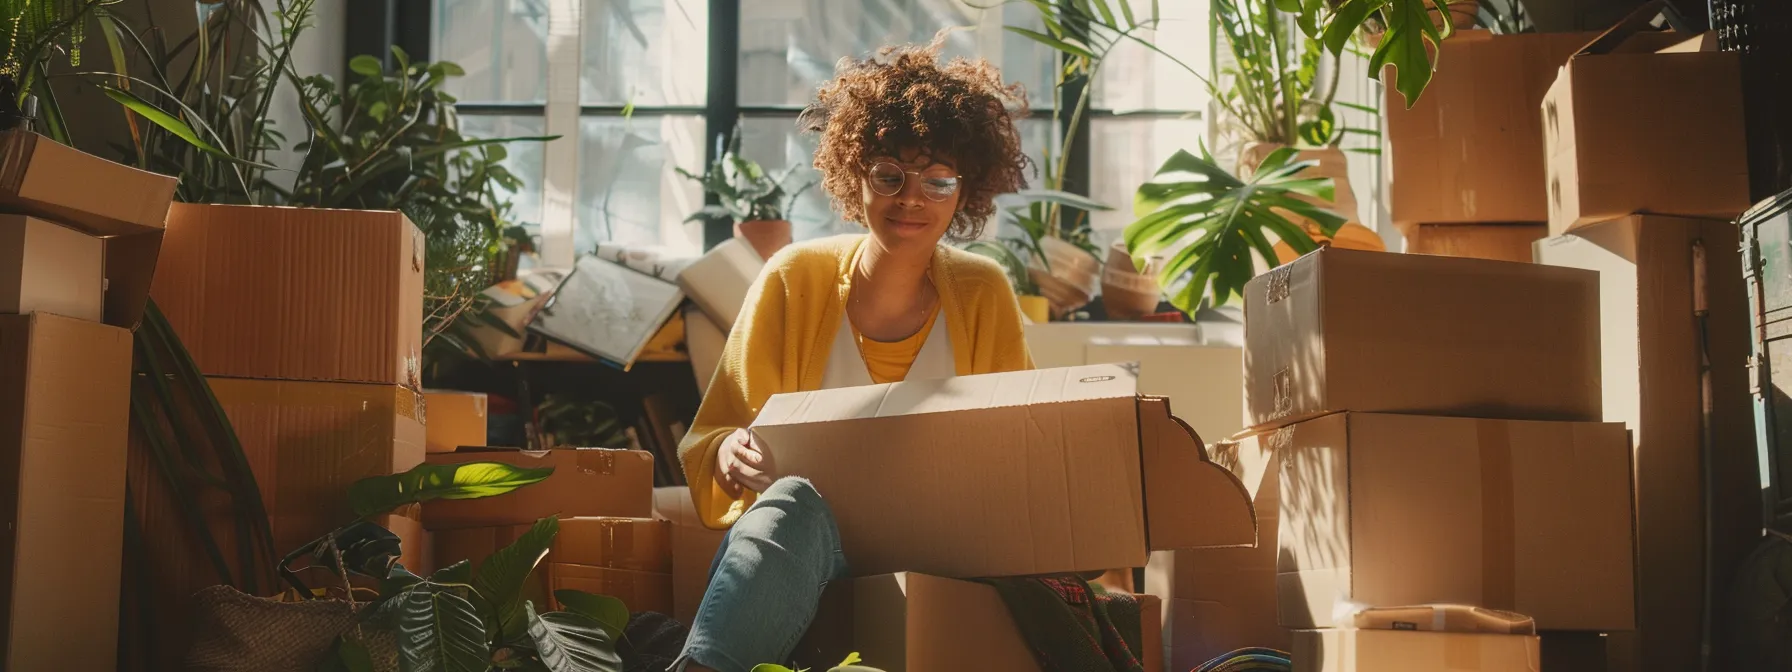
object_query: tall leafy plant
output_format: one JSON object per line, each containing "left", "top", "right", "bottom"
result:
{"left": 278, "top": 47, "right": 555, "bottom": 382}
{"left": 1214, "top": 0, "right": 1343, "bottom": 147}
{"left": 1125, "top": 145, "right": 1344, "bottom": 312}
{"left": 1288, "top": 0, "right": 1454, "bottom": 107}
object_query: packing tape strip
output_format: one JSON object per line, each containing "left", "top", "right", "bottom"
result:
{"left": 576, "top": 448, "right": 619, "bottom": 475}
{"left": 1477, "top": 420, "right": 1516, "bottom": 611}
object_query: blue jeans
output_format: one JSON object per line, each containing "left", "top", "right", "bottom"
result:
{"left": 676, "top": 477, "right": 849, "bottom": 672}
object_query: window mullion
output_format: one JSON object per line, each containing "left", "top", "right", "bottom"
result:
{"left": 540, "top": 0, "right": 584, "bottom": 267}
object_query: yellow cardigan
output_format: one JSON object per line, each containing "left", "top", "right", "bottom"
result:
{"left": 678, "top": 234, "right": 1036, "bottom": 529}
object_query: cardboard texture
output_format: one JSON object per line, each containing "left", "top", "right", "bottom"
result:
{"left": 653, "top": 486, "right": 727, "bottom": 624}
{"left": 1543, "top": 32, "right": 1749, "bottom": 234}
{"left": 1291, "top": 629, "right": 1541, "bottom": 672}
{"left": 434, "top": 517, "right": 671, "bottom": 574}
{"left": 793, "top": 573, "right": 1162, "bottom": 672}
{"left": 0, "top": 131, "right": 173, "bottom": 328}
{"left": 1386, "top": 30, "right": 1601, "bottom": 226}
{"left": 1275, "top": 412, "right": 1636, "bottom": 631}
{"left": 1536, "top": 215, "right": 1760, "bottom": 672}
{"left": 1244, "top": 248, "right": 1601, "bottom": 429}
{"left": 676, "top": 237, "right": 763, "bottom": 332}
{"left": 1353, "top": 605, "right": 1536, "bottom": 634}
{"left": 422, "top": 448, "right": 654, "bottom": 530}
{"left": 751, "top": 363, "right": 1255, "bottom": 578}
{"left": 0, "top": 313, "right": 132, "bottom": 671}
{"left": 384, "top": 512, "right": 433, "bottom": 575}
{"left": 151, "top": 203, "right": 426, "bottom": 387}
{"left": 1085, "top": 341, "right": 1245, "bottom": 444}
{"left": 423, "top": 389, "right": 488, "bottom": 453}
{"left": 208, "top": 377, "right": 427, "bottom": 553}
{"left": 1402, "top": 224, "right": 1548, "bottom": 264}
{"left": 530, "top": 255, "right": 684, "bottom": 369}
{"left": 1147, "top": 436, "right": 1288, "bottom": 669}
{"left": 0, "top": 215, "right": 103, "bottom": 321}
{"left": 548, "top": 564, "right": 673, "bottom": 615}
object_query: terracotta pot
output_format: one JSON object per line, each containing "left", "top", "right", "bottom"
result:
{"left": 1100, "top": 240, "right": 1163, "bottom": 320}
{"left": 1438, "top": 0, "right": 1479, "bottom": 29}
{"left": 734, "top": 219, "right": 792, "bottom": 261}
{"left": 1017, "top": 295, "right": 1051, "bottom": 324}
{"left": 1026, "top": 237, "right": 1103, "bottom": 318}
{"left": 1272, "top": 220, "right": 1387, "bottom": 264}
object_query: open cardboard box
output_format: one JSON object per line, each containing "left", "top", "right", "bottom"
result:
{"left": 1541, "top": 12, "right": 1748, "bottom": 234}
{"left": 750, "top": 362, "right": 1256, "bottom": 579}
{"left": 0, "top": 216, "right": 104, "bottom": 322}
{"left": 675, "top": 237, "right": 763, "bottom": 332}
{"left": 0, "top": 130, "right": 176, "bottom": 329}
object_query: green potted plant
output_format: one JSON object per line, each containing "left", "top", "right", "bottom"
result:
{"left": 679, "top": 125, "right": 816, "bottom": 261}
{"left": 0, "top": 0, "right": 119, "bottom": 134}
{"left": 1124, "top": 145, "right": 1347, "bottom": 314}
{"left": 963, "top": 190, "right": 1112, "bottom": 322}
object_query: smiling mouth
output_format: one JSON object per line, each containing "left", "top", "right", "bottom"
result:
{"left": 885, "top": 217, "right": 929, "bottom": 227}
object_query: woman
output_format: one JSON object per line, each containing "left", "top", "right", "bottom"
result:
{"left": 674, "top": 35, "right": 1036, "bottom": 672}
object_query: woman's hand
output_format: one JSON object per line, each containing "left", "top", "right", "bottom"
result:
{"left": 715, "top": 428, "right": 776, "bottom": 496}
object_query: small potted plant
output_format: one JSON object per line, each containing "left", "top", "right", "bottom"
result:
{"left": 964, "top": 190, "right": 1113, "bottom": 322}
{"left": 679, "top": 126, "right": 816, "bottom": 261}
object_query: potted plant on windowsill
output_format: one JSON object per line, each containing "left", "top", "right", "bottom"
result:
{"left": 679, "top": 125, "right": 816, "bottom": 261}
{"left": 964, "top": 190, "right": 1113, "bottom": 322}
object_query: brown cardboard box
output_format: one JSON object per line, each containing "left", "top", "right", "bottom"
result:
{"left": 653, "top": 486, "right": 727, "bottom": 625}
{"left": 1401, "top": 224, "right": 1547, "bottom": 264}
{"left": 1543, "top": 33, "right": 1749, "bottom": 234}
{"left": 1, "top": 312, "right": 132, "bottom": 671}
{"left": 793, "top": 573, "right": 1162, "bottom": 672}
{"left": 1244, "top": 248, "right": 1602, "bottom": 429}
{"left": 384, "top": 511, "right": 433, "bottom": 575}
{"left": 422, "top": 448, "right": 655, "bottom": 530}
{"left": 1147, "top": 435, "right": 1288, "bottom": 669}
{"left": 751, "top": 363, "right": 1256, "bottom": 578}
{"left": 548, "top": 564, "right": 674, "bottom": 615}
{"left": 1535, "top": 215, "right": 1759, "bottom": 672}
{"left": 1292, "top": 629, "right": 1540, "bottom": 672}
{"left": 0, "top": 130, "right": 174, "bottom": 328}
{"left": 434, "top": 517, "right": 671, "bottom": 574}
{"left": 1275, "top": 412, "right": 1635, "bottom": 631}
{"left": 0, "top": 216, "right": 103, "bottom": 321}
{"left": 1386, "top": 30, "right": 1600, "bottom": 226}
{"left": 209, "top": 377, "right": 427, "bottom": 553}
{"left": 423, "top": 389, "right": 488, "bottom": 453}
{"left": 151, "top": 203, "right": 426, "bottom": 387}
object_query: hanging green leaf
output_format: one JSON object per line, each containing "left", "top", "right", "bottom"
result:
{"left": 349, "top": 54, "right": 383, "bottom": 76}
{"left": 347, "top": 461, "right": 554, "bottom": 517}
{"left": 1297, "top": 106, "right": 1338, "bottom": 146}
{"left": 554, "top": 590, "right": 631, "bottom": 640}
{"left": 1369, "top": 0, "right": 1450, "bottom": 107}
{"left": 397, "top": 586, "right": 487, "bottom": 672}
{"left": 474, "top": 517, "right": 559, "bottom": 639}
{"left": 1002, "top": 26, "right": 1097, "bottom": 60}
{"left": 527, "top": 602, "right": 622, "bottom": 672}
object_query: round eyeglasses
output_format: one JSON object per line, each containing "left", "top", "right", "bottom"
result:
{"left": 867, "top": 161, "right": 961, "bottom": 202}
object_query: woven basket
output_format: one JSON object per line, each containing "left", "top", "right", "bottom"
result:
{"left": 184, "top": 585, "right": 399, "bottom": 672}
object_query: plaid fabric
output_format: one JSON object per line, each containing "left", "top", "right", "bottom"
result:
{"left": 980, "top": 576, "right": 1146, "bottom": 672}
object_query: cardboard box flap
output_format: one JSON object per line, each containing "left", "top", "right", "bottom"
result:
{"left": 1139, "top": 397, "right": 1256, "bottom": 551}
{"left": 1573, "top": 0, "right": 1700, "bottom": 57}
{"left": 676, "top": 238, "right": 763, "bottom": 332}
{"left": 0, "top": 131, "right": 176, "bottom": 237}
{"left": 754, "top": 363, "right": 1141, "bottom": 428}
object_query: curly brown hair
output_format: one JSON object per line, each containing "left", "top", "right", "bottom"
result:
{"left": 798, "top": 31, "right": 1031, "bottom": 241}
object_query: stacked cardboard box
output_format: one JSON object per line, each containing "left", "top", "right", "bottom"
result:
{"left": 424, "top": 389, "right": 489, "bottom": 454}
{"left": 422, "top": 447, "right": 669, "bottom": 615}
{"left": 1386, "top": 30, "right": 1608, "bottom": 262}
{"left": 1206, "top": 248, "right": 1639, "bottom": 668}
{"left": 0, "top": 130, "right": 177, "bottom": 671}
{"left": 148, "top": 202, "right": 434, "bottom": 565}
{"left": 1529, "top": 13, "right": 1758, "bottom": 669}
{"left": 652, "top": 486, "right": 728, "bottom": 625}
{"left": 724, "top": 363, "right": 1257, "bottom": 670}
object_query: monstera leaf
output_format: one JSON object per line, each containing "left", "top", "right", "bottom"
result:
{"left": 1125, "top": 146, "right": 1345, "bottom": 313}
{"left": 527, "top": 601, "right": 623, "bottom": 672}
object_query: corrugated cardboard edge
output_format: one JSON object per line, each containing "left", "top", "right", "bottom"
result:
{"left": 0, "top": 131, "right": 175, "bottom": 237}
{"left": 1139, "top": 396, "right": 1256, "bottom": 551}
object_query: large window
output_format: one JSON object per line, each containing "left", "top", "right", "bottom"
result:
{"left": 427, "top": 0, "right": 1209, "bottom": 263}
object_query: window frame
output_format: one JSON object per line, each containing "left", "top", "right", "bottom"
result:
{"left": 365, "top": 0, "right": 1207, "bottom": 258}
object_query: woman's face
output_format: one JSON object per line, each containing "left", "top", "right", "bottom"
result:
{"left": 859, "top": 149, "right": 961, "bottom": 253}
